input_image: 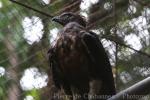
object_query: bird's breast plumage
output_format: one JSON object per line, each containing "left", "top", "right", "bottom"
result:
{"left": 55, "top": 29, "right": 90, "bottom": 82}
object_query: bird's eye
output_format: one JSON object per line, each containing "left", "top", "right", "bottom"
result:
{"left": 65, "top": 15, "right": 70, "bottom": 19}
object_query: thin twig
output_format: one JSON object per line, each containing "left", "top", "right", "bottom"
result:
{"left": 9, "top": 0, "right": 53, "bottom": 18}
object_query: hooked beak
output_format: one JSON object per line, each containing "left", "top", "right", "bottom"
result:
{"left": 52, "top": 16, "right": 60, "bottom": 22}
{"left": 52, "top": 16, "right": 62, "bottom": 23}
{"left": 52, "top": 16, "right": 65, "bottom": 25}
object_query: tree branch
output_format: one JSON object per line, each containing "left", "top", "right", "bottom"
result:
{"left": 108, "top": 77, "right": 150, "bottom": 100}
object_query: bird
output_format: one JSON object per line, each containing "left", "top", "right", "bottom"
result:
{"left": 48, "top": 12, "right": 116, "bottom": 100}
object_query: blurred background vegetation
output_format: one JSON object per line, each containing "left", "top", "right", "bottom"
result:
{"left": 0, "top": 0, "right": 150, "bottom": 100}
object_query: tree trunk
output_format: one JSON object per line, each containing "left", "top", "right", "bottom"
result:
{"left": 3, "top": 29, "right": 21, "bottom": 100}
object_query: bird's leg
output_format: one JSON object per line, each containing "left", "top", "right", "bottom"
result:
{"left": 89, "top": 80, "right": 102, "bottom": 100}
{"left": 63, "top": 85, "right": 73, "bottom": 100}
{"left": 71, "top": 84, "right": 89, "bottom": 100}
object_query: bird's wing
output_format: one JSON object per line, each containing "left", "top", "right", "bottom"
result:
{"left": 48, "top": 48, "right": 62, "bottom": 89}
{"left": 81, "top": 31, "right": 116, "bottom": 94}
{"left": 81, "top": 32, "right": 111, "bottom": 73}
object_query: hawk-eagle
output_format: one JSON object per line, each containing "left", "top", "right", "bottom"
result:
{"left": 48, "top": 12, "right": 116, "bottom": 100}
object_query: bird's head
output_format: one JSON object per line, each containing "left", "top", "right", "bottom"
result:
{"left": 52, "top": 12, "right": 86, "bottom": 27}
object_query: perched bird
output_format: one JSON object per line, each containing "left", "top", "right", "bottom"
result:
{"left": 48, "top": 12, "right": 116, "bottom": 100}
